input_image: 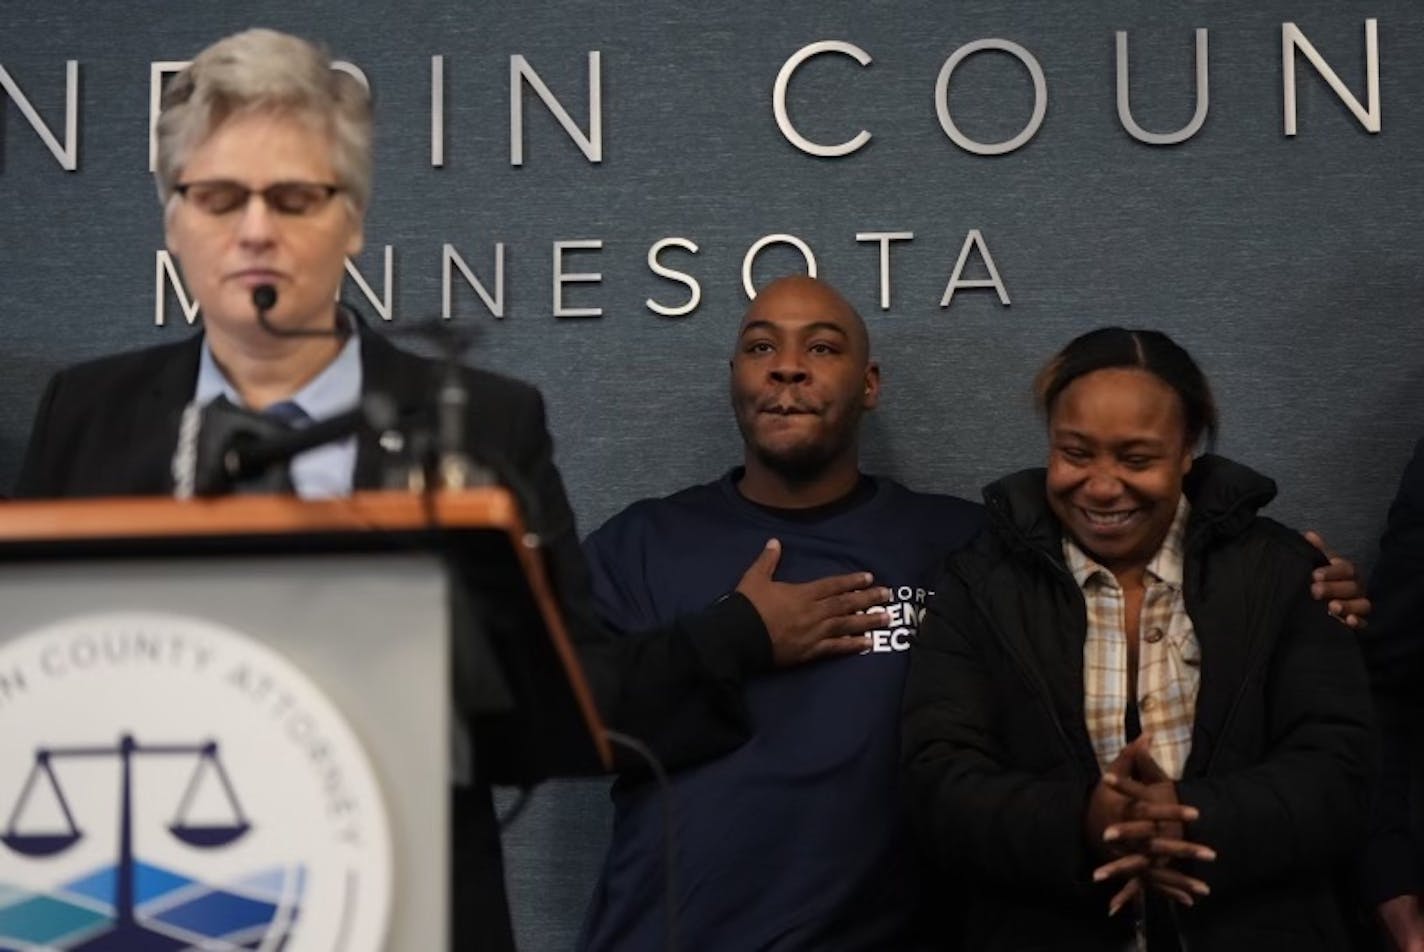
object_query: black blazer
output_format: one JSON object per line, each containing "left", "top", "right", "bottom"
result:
{"left": 16, "top": 323, "right": 576, "bottom": 504}
{"left": 13, "top": 325, "right": 773, "bottom": 950}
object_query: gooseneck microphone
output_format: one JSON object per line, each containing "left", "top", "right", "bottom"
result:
{"left": 252, "top": 284, "right": 347, "bottom": 338}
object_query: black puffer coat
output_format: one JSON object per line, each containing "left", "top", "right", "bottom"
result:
{"left": 902, "top": 455, "right": 1374, "bottom": 951}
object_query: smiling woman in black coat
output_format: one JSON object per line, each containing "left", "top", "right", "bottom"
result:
{"left": 902, "top": 327, "right": 1374, "bottom": 951}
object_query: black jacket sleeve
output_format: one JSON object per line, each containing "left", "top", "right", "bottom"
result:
{"left": 902, "top": 568, "right": 1099, "bottom": 896}
{"left": 1359, "top": 437, "right": 1424, "bottom": 904}
{"left": 503, "top": 385, "right": 772, "bottom": 773}
{"left": 12, "top": 371, "right": 63, "bottom": 498}
{"left": 1174, "top": 565, "right": 1376, "bottom": 897}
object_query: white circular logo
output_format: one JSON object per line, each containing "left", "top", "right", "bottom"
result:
{"left": 0, "top": 612, "right": 392, "bottom": 951}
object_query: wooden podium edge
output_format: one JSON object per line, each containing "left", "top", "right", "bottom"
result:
{"left": 0, "top": 489, "right": 614, "bottom": 770}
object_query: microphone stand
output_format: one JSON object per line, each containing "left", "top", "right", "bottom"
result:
{"left": 391, "top": 317, "right": 492, "bottom": 491}
{"left": 436, "top": 347, "right": 489, "bottom": 491}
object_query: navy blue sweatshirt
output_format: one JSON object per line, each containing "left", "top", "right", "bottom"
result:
{"left": 578, "top": 470, "right": 984, "bottom": 952}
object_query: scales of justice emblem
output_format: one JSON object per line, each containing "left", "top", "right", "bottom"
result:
{"left": 5, "top": 734, "right": 256, "bottom": 950}
{"left": 0, "top": 614, "right": 392, "bottom": 951}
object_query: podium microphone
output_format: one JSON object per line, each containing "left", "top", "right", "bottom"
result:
{"left": 220, "top": 394, "right": 397, "bottom": 483}
{"left": 252, "top": 284, "right": 346, "bottom": 338}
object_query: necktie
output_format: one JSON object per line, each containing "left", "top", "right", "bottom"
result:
{"left": 262, "top": 400, "right": 310, "bottom": 429}
{"left": 250, "top": 400, "right": 310, "bottom": 494}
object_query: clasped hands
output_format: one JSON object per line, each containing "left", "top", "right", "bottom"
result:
{"left": 1085, "top": 733, "right": 1215, "bottom": 916}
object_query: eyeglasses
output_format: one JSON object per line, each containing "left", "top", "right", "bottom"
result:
{"left": 173, "top": 180, "right": 345, "bottom": 217}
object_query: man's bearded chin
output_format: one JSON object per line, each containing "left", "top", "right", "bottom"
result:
{"left": 749, "top": 430, "right": 855, "bottom": 485}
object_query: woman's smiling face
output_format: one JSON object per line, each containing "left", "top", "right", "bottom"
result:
{"left": 1045, "top": 367, "right": 1194, "bottom": 574}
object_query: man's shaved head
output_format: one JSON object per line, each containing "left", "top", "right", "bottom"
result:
{"left": 739, "top": 274, "right": 871, "bottom": 365}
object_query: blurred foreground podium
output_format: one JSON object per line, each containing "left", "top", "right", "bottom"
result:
{"left": 0, "top": 489, "right": 609, "bottom": 951}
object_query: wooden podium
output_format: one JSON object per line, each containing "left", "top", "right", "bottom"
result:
{"left": 0, "top": 490, "right": 610, "bottom": 951}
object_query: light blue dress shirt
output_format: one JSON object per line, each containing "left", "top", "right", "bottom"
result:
{"left": 193, "top": 335, "right": 363, "bottom": 499}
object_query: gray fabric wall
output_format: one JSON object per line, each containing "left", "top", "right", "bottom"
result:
{"left": 3, "top": 4, "right": 1422, "bottom": 947}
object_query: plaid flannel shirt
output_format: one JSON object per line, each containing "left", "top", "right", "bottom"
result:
{"left": 1066, "top": 496, "right": 1200, "bottom": 780}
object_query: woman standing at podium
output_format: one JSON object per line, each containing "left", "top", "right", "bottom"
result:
{"left": 12, "top": 27, "right": 886, "bottom": 951}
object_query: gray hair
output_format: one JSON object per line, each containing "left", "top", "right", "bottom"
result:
{"left": 155, "top": 28, "right": 372, "bottom": 213}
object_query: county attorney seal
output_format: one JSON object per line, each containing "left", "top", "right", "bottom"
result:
{"left": 0, "top": 612, "right": 392, "bottom": 951}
